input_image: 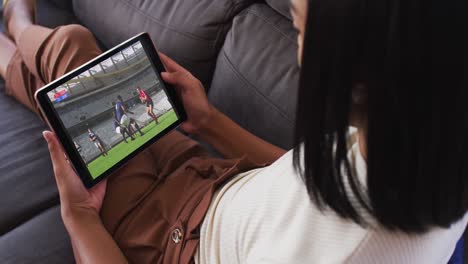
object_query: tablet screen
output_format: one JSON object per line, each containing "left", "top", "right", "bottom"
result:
{"left": 45, "top": 40, "right": 180, "bottom": 179}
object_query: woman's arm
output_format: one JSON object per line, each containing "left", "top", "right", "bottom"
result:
{"left": 71, "top": 239, "right": 82, "bottom": 264}
{"left": 159, "top": 53, "right": 286, "bottom": 164}
{"left": 43, "top": 131, "right": 127, "bottom": 263}
{"left": 65, "top": 211, "right": 127, "bottom": 264}
{"left": 197, "top": 107, "right": 285, "bottom": 164}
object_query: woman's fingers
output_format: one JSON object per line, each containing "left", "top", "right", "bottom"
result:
{"left": 43, "top": 131, "right": 68, "bottom": 177}
{"left": 161, "top": 71, "right": 191, "bottom": 91}
{"left": 92, "top": 179, "right": 107, "bottom": 197}
{"left": 43, "top": 131, "right": 80, "bottom": 189}
{"left": 158, "top": 52, "right": 185, "bottom": 73}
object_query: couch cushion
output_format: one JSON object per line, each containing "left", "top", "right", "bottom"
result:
{"left": 0, "top": 0, "right": 77, "bottom": 31}
{"left": 0, "top": 0, "right": 78, "bottom": 235}
{"left": 0, "top": 82, "right": 59, "bottom": 236}
{"left": 0, "top": 1, "right": 75, "bottom": 262}
{"left": 0, "top": 206, "right": 73, "bottom": 264}
{"left": 265, "top": 0, "right": 293, "bottom": 20}
{"left": 208, "top": 4, "right": 300, "bottom": 149}
{"left": 37, "top": 0, "right": 78, "bottom": 27}
{"left": 72, "top": 0, "right": 255, "bottom": 88}
{"left": 44, "top": 0, "right": 73, "bottom": 12}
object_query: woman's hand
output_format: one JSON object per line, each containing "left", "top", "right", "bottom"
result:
{"left": 43, "top": 131, "right": 107, "bottom": 224}
{"left": 159, "top": 53, "right": 214, "bottom": 135}
{"left": 158, "top": 53, "right": 285, "bottom": 163}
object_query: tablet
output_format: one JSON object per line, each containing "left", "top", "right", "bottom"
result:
{"left": 35, "top": 33, "right": 187, "bottom": 188}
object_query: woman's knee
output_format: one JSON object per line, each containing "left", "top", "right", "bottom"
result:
{"left": 42, "top": 24, "right": 101, "bottom": 81}
{"left": 55, "top": 24, "right": 95, "bottom": 46}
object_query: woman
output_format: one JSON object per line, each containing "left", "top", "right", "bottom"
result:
{"left": 1, "top": 0, "right": 466, "bottom": 263}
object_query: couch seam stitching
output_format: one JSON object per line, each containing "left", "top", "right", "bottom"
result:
{"left": 217, "top": 50, "right": 294, "bottom": 124}
{"left": 0, "top": 198, "right": 60, "bottom": 237}
{"left": 119, "top": 0, "right": 216, "bottom": 43}
{"left": 235, "top": 8, "right": 298, "bottom": 44}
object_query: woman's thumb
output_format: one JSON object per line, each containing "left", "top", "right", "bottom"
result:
{"left": 43, "top": 131, "right": 68, "bottom": 175}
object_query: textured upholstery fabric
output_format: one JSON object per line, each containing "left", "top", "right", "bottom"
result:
{"left": 0, "top": 1, "right": 75, "bottom": 263}
{"left": 36, "top": 0, "right": 77, "bottom": 28}
{"left": 45, "top": 0, "right": 73, "bottom": 11}
{"left": 0, "top": 82, "right": 55, "bottom": 235}
{"left": 208, "top": 4, "right": 300, "bottom": 149}
{"left": 0, "top": 81, "right": 73, "bottom": 264}
{"left": 0, "top": 207, "right": 73, "bottom": 264}
{"left": 265, "top": 0, "right": 293, "bottom": 20}
{"left": 72, "top": 0, "right": 255, "bottom": 88}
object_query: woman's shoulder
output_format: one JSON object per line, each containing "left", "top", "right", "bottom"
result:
{"left": 214, "top": 149, "right": 371, "bottom": 262}
{"left": 225, "top": 146, "right": 466, "bottom": 263}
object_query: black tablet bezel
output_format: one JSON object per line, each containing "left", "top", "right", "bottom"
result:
{"left": 35, "top": 33, "right": 187, "bottom": 189}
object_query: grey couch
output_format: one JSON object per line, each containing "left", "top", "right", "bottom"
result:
{"left": 0, "top": 0, "right": 299, "bottom": 262}
{"left": 0, "top": 1, "right": 465, "bottom": 263}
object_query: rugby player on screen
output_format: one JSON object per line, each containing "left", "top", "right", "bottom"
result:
{"left": 87, "top": 128, "right": 108, "bottom": 157}
{"left": 74, "top": 141, "right": 82, "bottom": 152}
{"left": 113, "top": 110, "right": 135, "bottom": 143}
{"left": 115, "top": 95, "right": 145, "bottom": 137}
{"left": 136, "top": 87, "right": 159, "bottom": 124}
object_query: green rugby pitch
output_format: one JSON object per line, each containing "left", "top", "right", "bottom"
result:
{"left": 87, "top": 110, "right": 178, "bottom": 179}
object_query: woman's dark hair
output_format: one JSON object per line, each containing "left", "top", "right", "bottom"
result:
{"left": 294, "top": 0, "right": 468, "bottom": 233}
